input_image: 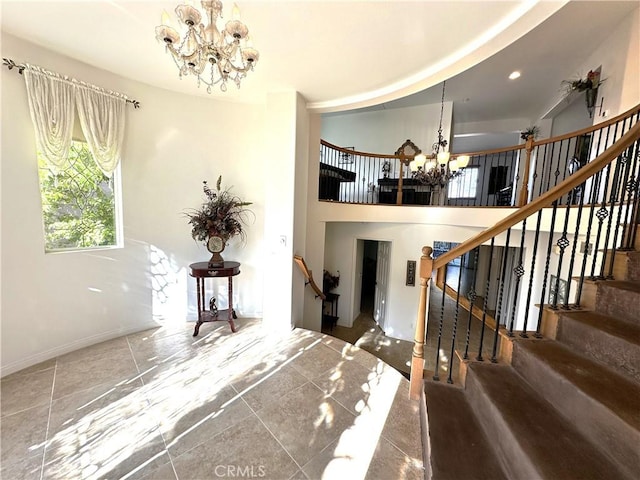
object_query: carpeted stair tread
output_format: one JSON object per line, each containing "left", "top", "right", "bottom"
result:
{"left": 559, "top": 310, "right": 640, "bottom": 346}
{"left": 468, "top": 362, "right": 626, "bottom": 479}
{"left": 424, "top": 381, "right": 507, "bottom": 480}
{"left": 596, "top": 281, "right": 640, "bottom": 325}
{"left": 557, "top": 310, "right": 640, "bottom": 382}
{"left": 600, "top": 280, "right": 640, "bottom": 294}
{"left": 515, "top": 339, "right": 640, "bottom": 430}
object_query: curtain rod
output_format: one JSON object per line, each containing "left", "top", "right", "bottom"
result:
{"left": 2, "top": 57, "right": 141, "bottom": 109}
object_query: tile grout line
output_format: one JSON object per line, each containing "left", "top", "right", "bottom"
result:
{"left": 250, "top": 378, "right": 355, "bottom": 477}
{"left": 124, "top": 334, "right": 180, "bottom": 480}
{"left": 250, "top": 398, "right": 306, "bottom": 473}
{"left": 245, "top": 378, "right": 330, "bottom": 471}
{"left": 39, "top": 358, "right": 58, "bottom": 480}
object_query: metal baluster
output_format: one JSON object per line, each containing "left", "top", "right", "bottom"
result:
{"left": 319, "top": 145, "right": 325, "bottom": 201}
{"left": 525, "top": 210, "right": 543, "bottom": 336}
{"left": 491, "top": 228, "right": 511, "bottom": 363}
{"left": 590, "top": 161, "right": 614, "bottom": 279}
{"left": 477, "top": 238, "right": 495, "bottom": 361}
{"left": 608, "top": 146, "right": 634, "bottom": 277}
{"left": 551, "top": 198, "right": 573, "bottom": 310}
{"left": 575, "top": 160, "right": 605, "bottom": 307}
{"left": 432, "top": 262, "right": 448, "bottom": 382}
{"left": 535, "top": 200, "right": 559, "bottom": 332}
{"left": 530, "top": 145, "right": 539, "bottom": 202}
{"left": 510, "top": 219, "right": 527, "bottom": 336}
{"left": 552, "top": 140, "right": 564, "bottom": 192}
{"left": 480, "top": 154, "right": 488, "bottom": 205}
{"left": 601, "top": 117, "right": 632, "bottom": 277}
{"left": 447, "top": 253, "right": 465, "bottom": 384}
{"left": 564, "top": 175, "right": 587, "bottom": 310}
{"left": 463, "top": 247, "right": 480, "bottom": 360}
{"left": 559, "top": 139, "right": 571, "bottom": 197}
{"left": 619, "top": 141, "right": 640, "bottom": 249}
{"left": 542, "top": 142, "right": 555, "bottom": 197}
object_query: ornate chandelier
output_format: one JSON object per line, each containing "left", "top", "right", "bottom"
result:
{"left": 155, "top": 0, "right": 259, "bottom": 93}
{"left": 409, "top": 81, "right": 469, "bottom": 186}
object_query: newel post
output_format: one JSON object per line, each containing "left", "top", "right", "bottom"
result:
{"left": 409, "top": 246, "right": 433, "bottom": 400}
{"left": 518, "top": 135, "right": 535, "bottom": 206}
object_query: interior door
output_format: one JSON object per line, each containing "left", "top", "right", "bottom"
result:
{"left": 373, "top": 241, "right": 391, "bottom": 330}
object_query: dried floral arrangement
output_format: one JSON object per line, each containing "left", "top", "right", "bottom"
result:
{"left": 323, "top": 270, "right": 340, "bottom": 292}
{"left": 520, "top": 125, "right": 540, "bottom": 140}
{"left": 562, "top": 70, "right": 603, "bottom": 94}
{"left": 185, "top": 176, "right": 253, "bottom": 243}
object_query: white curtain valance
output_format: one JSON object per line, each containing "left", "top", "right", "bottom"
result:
{"left": 22, "top": 63, "right": 127, "bottom": 175}
{"left": 76, "top": 85, "right": 126, "bottom": 176}
{"left": 23, "top": 66, "right": 75, "bottom": 169}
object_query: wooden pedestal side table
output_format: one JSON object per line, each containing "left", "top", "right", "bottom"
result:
{"left": 189, "top": 261, "right": 240, "bottom": 336}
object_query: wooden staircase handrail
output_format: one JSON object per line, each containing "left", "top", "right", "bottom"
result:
{"left": 433, "top": 121, "right": 640, "bottom": 270}
{"left": 321, "top": 139, "right": 401, "bottom": 159}
{"left": 293, "top": 255, "right": 326, "bottom": 300}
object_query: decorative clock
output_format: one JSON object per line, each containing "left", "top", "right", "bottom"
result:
{"left": 207, "top": 235, "right": 225, "bottom": 267}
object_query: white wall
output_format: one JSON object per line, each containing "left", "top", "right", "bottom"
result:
{"left": 1, "top": 34, "right": 267, "bottom": 375}
{"left": 321, "top": 103, "right": 452, "bottom": 155}
{"left": 550, "top": 93, "right": 593, "bottom": 137}
{"left": 262, "top": 91, "right": 311, "bottom": 333}
{"left": 300, "top": 113, "right": 324, "bottom": 333}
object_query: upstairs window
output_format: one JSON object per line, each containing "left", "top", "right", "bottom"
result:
{"left": 37, "top": 140, "right": 121, "bottom": 251}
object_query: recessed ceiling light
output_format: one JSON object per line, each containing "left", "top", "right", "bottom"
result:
{"left": 509, "top": 71, "right": 521, "bottom": 80}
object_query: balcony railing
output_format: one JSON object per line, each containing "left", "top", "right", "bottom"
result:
{"left": 319, "top": 104, "right": 640, "bottom": 208}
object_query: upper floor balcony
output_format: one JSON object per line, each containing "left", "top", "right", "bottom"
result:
{"left": 318, "top": 104, "right": 640, "bottom": 210}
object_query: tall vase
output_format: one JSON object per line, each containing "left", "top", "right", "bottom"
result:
{"left": 585, "top": 87, "right": 598, "bottom": 118}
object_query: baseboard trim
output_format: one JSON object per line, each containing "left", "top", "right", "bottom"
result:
{"left": 1, "top": 321, "right": 160, "bottom": 378}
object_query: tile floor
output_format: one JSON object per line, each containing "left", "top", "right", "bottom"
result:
{"left": 1, "top": 319, "right": 424, "bottom": 480}
{"left": 324, "top": 284, "right": 500, "bottom": 385}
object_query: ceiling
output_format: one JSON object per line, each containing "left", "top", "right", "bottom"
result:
{"left": 1, "top": 1, "right": 637, "bottom": 123}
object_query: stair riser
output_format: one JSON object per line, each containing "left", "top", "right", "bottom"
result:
{"left": 465, "top": 370, "right": 541, "bottom": 480}
{"left": 596, "top": 284, "right": 640, "bottom": 325}
{"left": 628, "top": 252, "right": 640, "bottom": 282}
{"left": 603, "top": 251, "right": 632, "bottom": 281}
{"left": 557, "top": 316, "right": 640, "bottom": 383}
{"left": 603, "top": 250, "right": 640, "bottom": 282}
{"left": 512, "top": 343, "right": 640, "bottom": 476}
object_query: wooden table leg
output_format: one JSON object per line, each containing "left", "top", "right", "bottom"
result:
{"left": 228, "top": 276, "right": 237, "bottom": 332}
{"left": 193, "top": 277, "right": 203, "bottom": 336}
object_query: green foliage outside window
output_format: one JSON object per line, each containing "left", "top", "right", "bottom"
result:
{"left": 38, "top": 141, "right": 117, "bottom": 250}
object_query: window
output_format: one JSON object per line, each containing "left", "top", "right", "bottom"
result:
{"left": 448, "top": 166, "right": 479, "bottom": 199}
{"left": 38, "top": 140, "right": 121, "bottom": 251}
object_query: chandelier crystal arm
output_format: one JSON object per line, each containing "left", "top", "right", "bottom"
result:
{"left": 155, "top": 0, "right": 259, "bottom": 93}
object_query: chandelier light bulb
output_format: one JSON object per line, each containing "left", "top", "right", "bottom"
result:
{"left": 437, "top": 151, "right": 450, "bottom": 166}
{"left": 232, "top": 3, "right": 241, "bottom": 20}
{"left": 414, "top": 153, "right": 427, "bottom": 168}
{"left": 449, "top": 159, "right": 459, "bottom": 172}
{"left": 424, "top": 160, "right": 436, "bottom": 171}
{"left": 457, "top": 155, "right": 470, "bottom": 169}
{"left": 161, "top": 10, "right": 171, "bottom": 26}
{"left": 409, "top": 160, "right": 418, "bottom": 172}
